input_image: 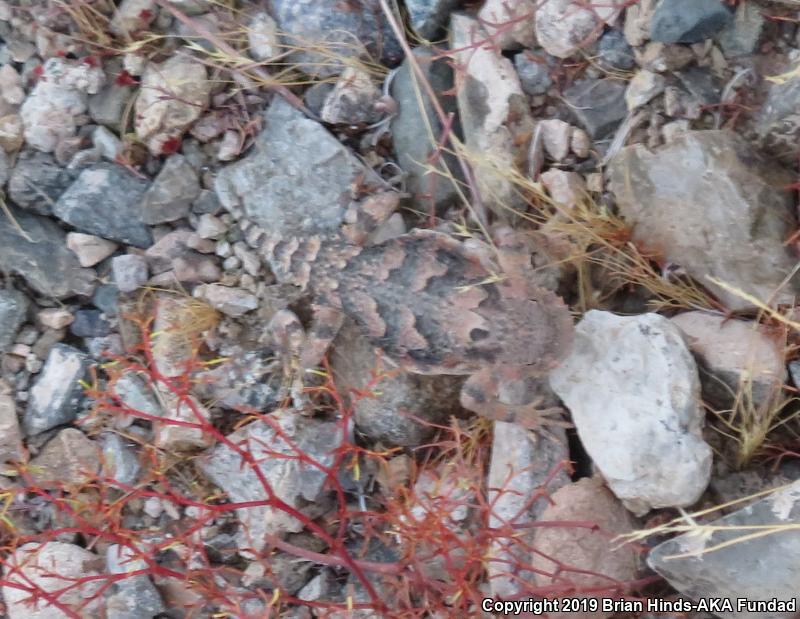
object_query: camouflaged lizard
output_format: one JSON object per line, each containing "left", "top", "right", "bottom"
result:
{"left": 225, "top": 191, "right": 574, "bottom": 429}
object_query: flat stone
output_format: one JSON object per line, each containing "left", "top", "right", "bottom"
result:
{"left": 155, "top": 391, "right": 212, "bottom": 452}
{"left": 0, "top": 207, "right": 96, "bottom": 299}
{"left": 538, "top": 118, "right": 572, "bottom": 161}
{"left": 66, "top": 232, "right": 118, "bottom": 267}
{"left": 563, "top": 78, "right": 628, "bottom": 139}
{"left": 37, "top": 308, "right": 73, "bottom": 331}
{"left": 8, "top": 150, "right": 75, "bottom": 215}
{"left": 29, "top": 428, "right": 101, "bottom": 487}
{"left": 0, "top": 396, "right": 23, "bottom": 463}
{"left": 215, "top": 97, "right": 386, "bottom": 238}
{"left": 451, "top": 13, "right": 533, "bottom": 215}
{"left": 247, "top": 11, "right": 280, "bottom": 61}
{"left": 150, "top": 294, "right": 197, "bottom": 379}
{"left": 54, "top": 163, "right": 152, "bottom": 248}
{"left": 648, "top": 480, "right": 800, "bottom": 619}
{"left": 550, "top": 311, "right": 712, "bottom": 515}
{"left": 197, "top": 408, "right": 343, "bottom": 551}
{"left": 92, "top": 125, "right": 123, "bottom": 161}
{"left": 112, "top": 254, "right": 149, "bottom": 293}
{"left": 0, "top": 289, "right": 28, "bottom": 353}
{"left": 625, "top": 69, "right": 666, "bottom": 110}
{"left": 268, "top": 0, "right": 402, "bottom": 77}
{"left": 140, "top": 154, "right": 200, "bottom": 225}
{"left": 671, "top": 311, "right": 787, "bottom": 407}
{"left": 70, "top": 309, "right": 111, "bottom": 338}
{"left": 650, "top": 0, "right": 733, "bottom": 44}
{"left": 135, "top": 55, "right": 211, "bottom": 155}
{"left": 25, "top": 343, "right": 91, "bottom": 435}
{"left": 607, "top": 130, "right": 799, "bottom": 310}
{"left": 193, "top": 283, "right": 257, "bottom": 317}
{"left": 532, "top": 477, "right": 639, "bottom": 619}
{"left": 390, "top": 47, "right": 461, "bottom": 212}
{"left": 3, "top": 542, "right": 104, "bottom": 619}
{"left": 89, "top": 82, "right": 135, "bottom": 129}
{"left": 405, "top": 0, "right": 461, "bottom": 40}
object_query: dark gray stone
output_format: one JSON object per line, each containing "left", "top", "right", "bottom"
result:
{"left": 8, "top": 150, "right": 75, "bottom": 215}
{"left": 191, "top": 189, "right": 221, "bottom": 215}
{"left": 91, "top": 284, "right": 119, "bottom": 318}
{"left": 0, "top": 289, "right": 28, "bottom": 353}
{"left": 563, "top": 78, "right": 628, "bottom": 139}
{"left": 390, "top": 47, "right": 461, "bottom": 212}
{"left": 650, "top": 0, "right": 733, "bottom": 44}
{"left": 716, "top": 0, "right": 765, "bottom": 56}
{"left": 215, "top": 97, "right": 387, "bottom": 237}
{"left": 303, "top": 82, "right": 334, "bottom": 117}
{"left": 513, "top": 52, "right": 553, "bottom": 95}
{"left": 70, "top": 309, "right": 111, "bottom": 337}
{"left": 596, "top": 29, "right": 636, "bottom": 71}
{"left": 24, "top": 344, "right": 91, "bottom": 435}
{"left": 648, "top": 479, "right": 800, "bottom": 619}
{"left": 406, "top": 0, "right": 462, "bottom": 40}
{"left": 269, "top": 0, "right": 403, "bottom": 77}
{"left": 139, "top": 154, "right": 200, "bottom": 225}
{"left": 54, "top": 163, "right": 152, "bottom": 248}
{"left": 0, "top": 207, "right": 95, "bottom": 299}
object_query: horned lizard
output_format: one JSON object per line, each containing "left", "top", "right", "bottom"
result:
{"left": 225, "top": 191, "right": 574, "bottom": 429}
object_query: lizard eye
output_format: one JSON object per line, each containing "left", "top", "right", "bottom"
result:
{"left": 469, "top": 328, "right": 490, "bottom": 342}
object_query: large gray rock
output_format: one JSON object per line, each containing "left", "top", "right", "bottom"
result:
{"left": 608, "top": 130, "right": 799, "bottom": 310}
{"left": 550, "top": 311, "right": 712, "bottom": 515}
{"left": 650, "top": 0, "right": 733, "bottom": 44}
{"left": 24, "top": 343, "right": 91, "bottom": 435}
{"left": 450, "top": 13, "right": 533, "bottom": 215}
{"left": 197, "top": 408, "right": 343, "bottom": 552}
{"left": 390, "top": 47, "right": 461, "bottom": 212}
{"left": 0, "top": 207, "right": 96, "bottom": 298}
{"left": 54, "top": 163, "right": 152, "bottom": 248}
{"left": 648, "top": 479, "right": 800, "bottom": 619}
{"left": 0, "top": 289, "right": 28, "bottom": 353}
{"left": 269, "top": 0, "right": 402, "bottom": 77}
{"left": 105, "top": 544, "right": 165, "bottom": 619}
{"left": 215, "top": 97, "right": 385, "bottom": 237}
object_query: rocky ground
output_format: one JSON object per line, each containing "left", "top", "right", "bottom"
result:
{"left": 0, "top": 0, "right": 798, "bottom": 617}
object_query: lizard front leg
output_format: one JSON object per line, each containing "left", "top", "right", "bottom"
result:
{"left": 268, "top": 304, "right": 345, "bottom": 409}
{"left": 460, "top": 367, "right": 571, "bottom": 438}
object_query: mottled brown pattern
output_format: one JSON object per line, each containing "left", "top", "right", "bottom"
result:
{"left": 227, "top": 192, "right": 574, "bottom": 429}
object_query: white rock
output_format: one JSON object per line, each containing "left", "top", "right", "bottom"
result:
{"left": 135, "top": 56, "right": 211, "bottom": 155}
{"left": 195, "top": 213, "right": 227, "bottom": 239}
{"left": 20, "top": 58, "right": 105, "bottom": 153}
{"left": 541, "top": 169, "right": 586, "bottom": 208}
{"left": 536, "top": 0, "right": 624, "bottom": 58}
{"left": 122, "top": 53, "right": 147, "bottom": 76}
{"left": 570, "top": 127, "right": 591, "bottom": 158}
{"left": 110, "top": 0, "right": 157, "bottom": 36}
{"left": 451, "top": 13, "right": 532, "bottom": 214}
{"left": 66, "top": 232, "right": 118, "bottom": 267}
{"left": 92, "top": 125, "right": 122, "bottom": 161}
{"left": 624, "top": 0, "right": 657, "bottom": 46}
{"left": 0, "top": 114, "right": 23, "bottom": 152}
{"left": 38, "top": 308, "right": 74, "bottom": 330}
{"left": 538, "top": 118, "right": 573, "bottom": 161}
{"left": 216, "top": 129, "right": 240, "bottom": 161}
{"left": 247, "top": 11, "right": 280, "bottom": 61}
{"left": 671, "top": 311, "right": 787, "bottom": 407}
{"left": 625, "top": 69, "right": 666, "bottom": 110}
{"left": 0, "top": 64, "right": 24, "bottom": 105}
{"left": 550, "top": 311, "right": 712, "bottom": 515}
{"left": 0, "top": 396, "right": 22, "bottom": 463}
{"left": 3, "top": 542, "right": 103, "bottom": 619}
{"left": 320, "top": 67, "right": 382, "bottom": 125}
{"left": 477, "top": 0, "right": 537, "bottom": 49}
